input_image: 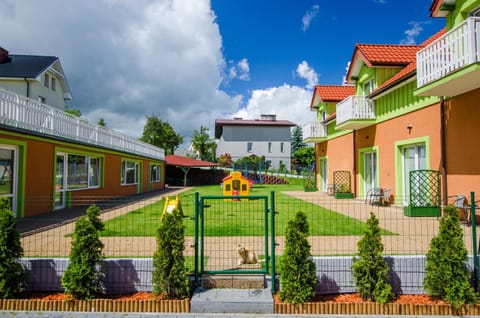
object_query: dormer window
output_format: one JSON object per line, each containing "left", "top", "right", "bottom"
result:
{"left": 363, "top": 79, "right": 373, "bottom": 95}
{"left": 44, "top": 74, "right": 49, "bottom": 88}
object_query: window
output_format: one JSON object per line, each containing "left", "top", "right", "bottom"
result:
{"left": 280, "top": 142, "right": 284, "bottom": 153}
{"left": 150, "top": 164, "right": 161, "bottom": 183}
{"left": 268, "top": 142, "right": 272, "bottom": 153}
{"left": 363, "top": 79, "right": 373, "bottom": 95}
{"left": 44, "top": 74, "right": 49, "bottom": 88}
{"left": 65, "top": 154, "right": 101, "bottom": 190}
{"left": 121, "top": 160, "right": 139, "bottom": 185}
{"left": 38, "top": 96, "right": 46, "bottom": 104}
{"left": 51, "top": 77, "right": 56, "bottom": 91}
{"left": 247, "top": 142, "right": 253, "bottom": 153}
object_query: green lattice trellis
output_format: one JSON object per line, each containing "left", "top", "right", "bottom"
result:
{"left": 333, "top": 170, "right": 354, "bottom": 199}
{"left": 404, "top": 169, "right": 441, "bottom": 217}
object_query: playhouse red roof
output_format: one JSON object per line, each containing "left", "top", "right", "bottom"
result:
{"left": 165, "top": 155, "right": 218, "bottom": 168}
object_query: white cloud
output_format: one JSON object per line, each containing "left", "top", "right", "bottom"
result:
{"left": 236, "top": 58, "right": 250, "bottom": 81}
{"left": 302, "top": 4, "right": 320, "bottom": 32}
{"left": 0, "top": 0, "right": 240, "bottom": 141}
{"left": 296, "top": 61, "right": 318, "bottom": 89}
{"left": 401, "top": 21, "right": 423, "bottom": 45}
{"left": 232, "top": 84, "right": 315, "bottom": 127}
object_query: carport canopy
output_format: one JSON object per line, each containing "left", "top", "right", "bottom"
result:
{"left": 165, "top": 155, "right": 219, "bottom": 187}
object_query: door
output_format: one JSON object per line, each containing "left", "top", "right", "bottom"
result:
{"left": 320, "top": 158, "right": 328, "bottom": 193}
{"left": 0, "top": 145, "right": 17, "bottom": 215}
{"left": 402, "top": 144, "right": 426, "bottom": 205}
{"left": 55, "top": 153, "right": 67, "bottom": 210}
{"left": 364, "top": 152, "right": 377, "bottom": 197}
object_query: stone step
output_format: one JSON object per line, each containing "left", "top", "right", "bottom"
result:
{"left": 201, "top": 274, "right": 265, "bottom": 289}
{"left": 190, "top": 288, "right": 274, "bottom": 314}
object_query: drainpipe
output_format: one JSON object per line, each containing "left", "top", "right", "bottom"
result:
{"left": 440, "top": 96, "right": 447, "bottom": 205}
{"left": 24, "top": 77, "right": 30, "bottom": 97}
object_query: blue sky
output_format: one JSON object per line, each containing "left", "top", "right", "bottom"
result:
{"left": 0, "top": 0, "right": 444, "bottom": 146}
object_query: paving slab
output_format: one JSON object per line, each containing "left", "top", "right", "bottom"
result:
{"left": 190, "top": 288, "right": 274, "bottom": 314}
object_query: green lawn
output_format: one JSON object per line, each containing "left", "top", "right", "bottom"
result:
{"left": 100, "top": 179, "right": 394, "bottom": 237}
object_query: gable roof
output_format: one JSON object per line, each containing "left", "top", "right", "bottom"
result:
{"left": 310, "top": 85, "right": 355, "bottom": 110}
{"left": 0, "top": 49, "right": 72, "bottom": 100}
{"left": 215, "top": 118, "right": 295, "bottom": 138}
{"left": 345, "top": 44, "right": 420, "bottom": 83}
{"left": 166, "top": 155, "right": 218, "bottom": 168}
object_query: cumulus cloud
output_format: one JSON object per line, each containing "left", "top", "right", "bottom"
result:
{"left": 232, "top": 84, "right": 316, "bottom": 127}
{"left": 227, "top": 58, "right": 250, "bottom": 82}
{"left": 302, "top": 4, "right": 320, "bottom": 32}
{"left": 401, "top": 21, "right": 424, "bottom": 44}
{"left": 0, "top": 0, "right": 239, "bottom": 140}
{"left": 296, "top": 61, "right": 318, "bottom": 89}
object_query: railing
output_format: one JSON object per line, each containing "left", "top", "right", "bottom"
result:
{"left": 336, "top": 95, "right": 375, "bottom": 126}
{"left": 302, "top": 121, "right": 327, "bottom": 140}
{"left": 417, "top": 17, "right": 480, "bottom": 88}
{"left": 0, "top": 88, "right": 164, "bottom": 160}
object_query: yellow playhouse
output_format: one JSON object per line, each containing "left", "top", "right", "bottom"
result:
{"left": 222, "top": 171, "right": 251, "bottom": 197}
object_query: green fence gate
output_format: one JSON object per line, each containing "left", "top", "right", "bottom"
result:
{"left": 193, "top": 192, "right": 276, "bottom": 293}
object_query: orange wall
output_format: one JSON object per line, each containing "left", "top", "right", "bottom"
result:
{"left": 443, "top": 88, "right": 480, "bottom": 199}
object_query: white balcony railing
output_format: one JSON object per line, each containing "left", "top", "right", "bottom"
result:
{"left": 0, "top": 88, "right": 164, "bottom": 160}
{"left": 302, "top": 121, "right": 327, "bottom": 140}
{"left": 336, "top": 95, "right": 375, "bottom": 126}
{"left": 417, "top": 17, "right": 480, "bottom": 88}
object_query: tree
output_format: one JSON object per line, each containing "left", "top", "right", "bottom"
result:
{"left": 97, "top": 118, "right": 107, "bottom": 127}
{"left": 62, "top": 217, "right": 104, "bottom": 299}
{"left": 86, "top": 204, "right": 104, "bottom": 232}
{"left": 278, "top": 211, "right": 317, "bottom": 303}
{"left": 140, "top": 115, "right": 183, "bottom": 155}
{"left": 152, "top": 207, "right": 190, "bottom": 299}
{"left": 291, "top": 125, "right": 306, "bottom": 154}
{"left": 218, "top": 153, "right": 233, "bottom": 168}
{"left": 191, "top": 125, "right": 217, "bottom": 162}
{"left": 65, "top": 105, "right": 82, "bottom": 117}
{"left": 352, "top": 213, "right": 394, "bottom": 304}
{"left": 0, "top": 199, "right": 26, "bottom": 298}
{"left": 294, "top": 147, "right": 315, "bottom": 166}
{"left": 424, "top": 205, "right": 476, "bottom": 309}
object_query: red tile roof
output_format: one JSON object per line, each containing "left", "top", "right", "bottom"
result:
{"left": 310, "top": 85, "right": 355, "bottom": 109}
{"left": 166, "top": 155, "right": 218, "bottom": 167}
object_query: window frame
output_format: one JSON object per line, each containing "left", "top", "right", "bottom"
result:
{"left": 150, "top": 164, "right": 161, "bottom": 183}
{"left": 51, "top": 77, "right": 56, "bottom": 91}
{"left": 44, "top": 73, "right": 49, "bottom": 88}
{"left": 247, "top": 142, "right": 253, "bottom": 153}
{"left": 268, "top": 142, "right": 272, "bottom": 153}
{"left": 121, "top": 159, "right": 140, "bottom": 185}
{"left": 65, "top": 153, "right": 102, "bottom": 190}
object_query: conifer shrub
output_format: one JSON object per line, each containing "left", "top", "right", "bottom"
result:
{"left": 152, "top": 207, "right": 190, "bottom": 299}
{"left": 0, "top": 200, "right": 26, "bottom": 298}
{"left": 424, "top": 205, "right": 477, "bottom": 309}
{"left": 62, "top": 216, "right": 104, "bottom": 299}
{"left": 278, "top": 211, "right": 317, "bottom": 303}
{"left": 86, "top": 204, "right": 104, "bottom": 232}
{"left": 352, "top": 212, "right": 394, "bottom": 304}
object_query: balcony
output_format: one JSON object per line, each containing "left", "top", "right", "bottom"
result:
{"left": 302, "top": 121, "right": 327, "bottom": 143}
{"left": 416, "top": 17, "right": 480, "bottom": 96}
{"left": 0, "top": 88, "right": 164, "bottom": 160}
{"left": 335, "top": 95, "right": 375, "bottom": 130}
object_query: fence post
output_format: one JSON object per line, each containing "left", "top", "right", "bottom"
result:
{"left": 470, "top": 192, "right": 479, "bottom": 290}
{"left": 194, "top": 192, "right": 199, "bottom": 288}
{"left": 270, "top": 191, "right": 276, "bottom": 294}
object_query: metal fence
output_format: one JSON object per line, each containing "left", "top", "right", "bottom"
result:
{"left": 15, "top": 189, "right": 480, "bottom": 293}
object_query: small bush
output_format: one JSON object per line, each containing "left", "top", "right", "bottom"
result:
{"left": 424, "top": 205, "right": 476, "bottom": 309}
{"left": 279, "top": 211, "right": 317, "bottom": 303}
{"left": 152, "top": 207, "right": 190, "bottom": 299}
{"left": 0, "top": 202, "right": 26, "bottom": 298}
{"left": 352, "top": 212, "right": 394, "bottom": 303}
{"left": 62, "top": 216, "right": 104, "bottom": 299}
{"left": 86, "top": 204, "right": 104, "bottom": 232}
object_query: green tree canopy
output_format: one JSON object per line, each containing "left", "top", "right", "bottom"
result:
{"left": 294, "top": 146, "right": 315, "bottom": 166}
{"left": 140, "top": 115, "right": 183, "bottom": 155}
{"left": 291, "top": 125, "right": 306, "bottom": 154}
{"left": 191, "top": 125, "right": 217, "bottom": 162}
{"left": 97, "top": 118, "right": 107, "bottom": 127}
{"left": 64, "top": 105, "right": 82, "bottom": 117}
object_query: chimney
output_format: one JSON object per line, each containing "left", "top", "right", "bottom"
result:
{"left": 0, "top": 47, "right": 9, "bottom": 63}
{"left": 260, "top": 114, "right": 276, "bottom": 121}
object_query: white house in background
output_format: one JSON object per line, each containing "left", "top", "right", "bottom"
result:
{"left": 0, "top": 46, "right": 72, "bottom": 110}
{"left": 215, "top": 114, "right": 296, "bottom": 170}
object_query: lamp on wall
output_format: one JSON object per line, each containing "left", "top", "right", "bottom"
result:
{"left": 407, "top": 124, "right": 413, "bottom": 133}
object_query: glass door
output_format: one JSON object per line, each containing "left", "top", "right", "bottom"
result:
{"left": 364, "top": 152, "right": 377, "bottom": 197}
{"left": 402, "top": 144, "right": 426, "bottom": 205}
{"left": 55, "top": 153, "right": 67, "bottom": 210}
{"left": 0, "top": 145, "right": 17, "bottom": 215}
{"left": 320, "top": 158, "right": 328, "bottom": 192}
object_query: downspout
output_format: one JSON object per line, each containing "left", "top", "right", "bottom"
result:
{"left": 440, "top": 96, "right": 448, "bottom": 205}
{"left": 24, "top": 77, "right": 30, "bottom": 98}
{"left": 353, "top": 129, "right": 357, "bottom": 196}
